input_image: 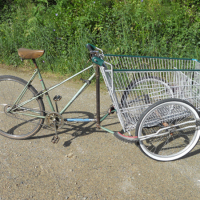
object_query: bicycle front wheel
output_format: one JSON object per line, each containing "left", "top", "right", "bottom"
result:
{"left": 0, "top": 75, "right": 45, "bottom": 139}
{"left": 135, "top": 98, "right": 200, "bottom": 161}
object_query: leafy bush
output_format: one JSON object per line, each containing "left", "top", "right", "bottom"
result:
{"left": 0, "top": 0, "right": 200, "bottom": 75}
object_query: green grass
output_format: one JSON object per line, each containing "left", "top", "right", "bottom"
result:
{"left": 0, "top": 0, "right": 200, "bottom": 77}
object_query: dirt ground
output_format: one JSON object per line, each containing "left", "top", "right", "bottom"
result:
{"left": 0, "top": 65, "right": 200, "bottom": 200}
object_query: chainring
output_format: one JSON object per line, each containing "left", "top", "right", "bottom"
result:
{"left": 45, "top": 112, "right": 64, "bottom": 129}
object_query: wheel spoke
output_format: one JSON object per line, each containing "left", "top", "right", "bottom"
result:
{"left": 0, "top": 75, "right": 45, "bottom": 139}
{"left": 135, "top": 99, "right": 200, "bottom": 161}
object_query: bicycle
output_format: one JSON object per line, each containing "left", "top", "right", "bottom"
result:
{"left": 0, "top": 45, "right": 102, "bottom": 143}
{"left": 1, "top": 44, "right": 200, "bottom": 161}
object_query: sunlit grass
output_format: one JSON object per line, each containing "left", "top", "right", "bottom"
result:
{"left": 0, "top": 0, "right": 200, "bottom": 77}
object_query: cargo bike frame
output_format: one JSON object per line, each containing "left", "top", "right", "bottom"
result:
{"left": 1, "top": 43, "right": 200, "bottom": 161}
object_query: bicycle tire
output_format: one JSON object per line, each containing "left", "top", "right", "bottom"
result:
{"left": 135, "top": 98, "right": 200, "bottom": 161}
{"left": 0, "top": 75, "right": 45, "bottom": 139}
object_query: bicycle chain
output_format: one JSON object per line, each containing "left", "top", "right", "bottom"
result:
{"left": 4, "top": 107, "right": 56, "bottom": 130}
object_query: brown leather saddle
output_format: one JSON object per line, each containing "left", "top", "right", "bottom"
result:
{"left": 18, "top": 48, "right": 45, "bottom": 59}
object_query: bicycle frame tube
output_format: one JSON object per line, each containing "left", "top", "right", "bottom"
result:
{"left": 10, "top": 65, "right": 95, "bottom": 120}
{"left": 9, "top": 69, "right": 39, "bottom": 111}
{"left": 37, "top": 69, "right": 55, "bottom": 112}
{"left": 60, "top": 72, "right": 95, "bottom": 115}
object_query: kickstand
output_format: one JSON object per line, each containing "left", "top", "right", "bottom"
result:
{"left": 51, "top": 121, "right": 60, "bottom": 144}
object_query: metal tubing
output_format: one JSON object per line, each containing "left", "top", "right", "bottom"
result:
{"left": 47, "top": 65, "right": 94, "bottom": 92}
{"left": 96, "top": 65, "right": 100, "bottom": 128}
{"left": 11, "top": 65, "right": 95, "bottom": 114}
{"left": 100, "top": 126, "right": 114, "bottom": 134}
{"left": 37, "top": 69, "right": 55, "bottom": 112}
{"left": 14, "top": 112, "right": 45, "bottom": 118}
{"left": 33, "top": 59, "right": 55, "bottom": 111}
{"left": 64, "top": 118, "right": 96, "bottom": 122}
{"left": 60, "top": 72, "right": 96, "bottom": 115}
{"left": 10, "top": 69, "right": 39, "bottom": 111}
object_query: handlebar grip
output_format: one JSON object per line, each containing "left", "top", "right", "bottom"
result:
{"left": 92, "top": 57, "right": 104, "bottom": 66}
{"left": 86, "top": 43, "right": 96, "bottom": 51}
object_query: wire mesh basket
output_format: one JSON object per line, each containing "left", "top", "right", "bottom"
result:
{"left": 101, "top": 54, "right": 200, "bottom": 132}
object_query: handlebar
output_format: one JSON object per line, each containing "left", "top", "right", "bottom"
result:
{"left": 86, "top": 43, "right": 96, "bottom": 51}
{"left": 86, "top": 43, "right": 108, "bottom": 69}
{"left": 86, "top": 43, "right": 106, "bottom": 67}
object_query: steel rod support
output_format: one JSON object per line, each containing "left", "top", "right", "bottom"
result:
{"left": 96, "top": 65, "right": 100, "bottom": 128}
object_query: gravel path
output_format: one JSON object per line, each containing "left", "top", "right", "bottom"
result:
{"left": 0, "top": 66, "right": 200, "bottom": 200}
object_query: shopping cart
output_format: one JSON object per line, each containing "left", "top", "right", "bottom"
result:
{"left": 95, "top": 52, "right": 200, "bottom": 161}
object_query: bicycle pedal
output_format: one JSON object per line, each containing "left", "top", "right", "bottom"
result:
{"left": 51, "top": 135, "right": 60, "bottom": 144}
{"left": 53, "top": 95, "right": 62, "bottom": 101}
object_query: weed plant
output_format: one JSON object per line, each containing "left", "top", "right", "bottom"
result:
{"left": 0, "top": 0, "right": 200, "bottom": 76}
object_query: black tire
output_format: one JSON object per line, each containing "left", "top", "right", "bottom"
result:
{"left": 135, "top": 98, "right": 200, "bottom": 161}
{"left": 0, "top": 75, "right": 45, "bottom": 139}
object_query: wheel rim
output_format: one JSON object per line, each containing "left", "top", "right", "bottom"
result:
{"left": 138, "top": 101, "right": 200, "bottom": 161}
{"left": 0, "top": 77, "right": 44, "bottom": 139}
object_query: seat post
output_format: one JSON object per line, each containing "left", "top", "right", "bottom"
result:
{"left": 32, "top": 59, "right": 38, "bottom": 68}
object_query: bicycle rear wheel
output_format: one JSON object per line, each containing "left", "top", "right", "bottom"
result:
{"left": 135, "top": 98, "right": 200, "bottom": 161}
{"left": 0, "top": 75, "right": 45, "bottom": 139}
